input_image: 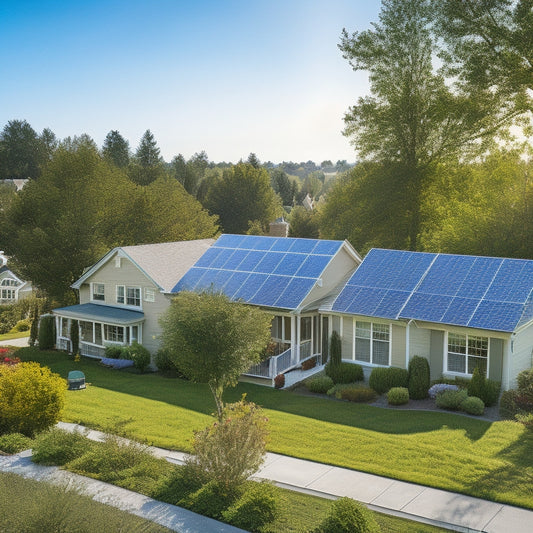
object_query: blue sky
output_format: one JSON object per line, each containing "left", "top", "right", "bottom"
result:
{"left": 0, "top": 1, "right": 380, "bottom": 163}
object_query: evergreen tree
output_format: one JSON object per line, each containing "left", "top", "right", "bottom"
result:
{"left": 102, "top": 130, "right": 130, "bottom": 168}
{"left": 129, "top": 129, "right": 166, "bottom": 185}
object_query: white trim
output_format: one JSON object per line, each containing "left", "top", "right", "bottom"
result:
{"left": 443, "top": 331, "right": 489, "bottom": 378}
{"left": 90, "top": 282, "right": 105, "bottom": 302}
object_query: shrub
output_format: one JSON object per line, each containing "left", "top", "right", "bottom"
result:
{"left": 428, "top": 383, "right": 459, "bottom": 399}
{"left": 499, "top": 389, "right": 521, "bottom": 419}
{"left": 0, "top": 362, "right": 66, "bottom": 437}
{"left": 187, "top": 398, "right": 269, "bottom": 491}
{"left": 128, "top": 341, "right": 151, "bottom": 372}
{"left": 69, "top": 319, "right": 79, "bottom": 355}
{"left": 435, "top": 389, "right": 468, "bottom": 411}
{"left": 301, "top": 357, "right": 317, "bottom": 371}
{"left": 482, "top": 379, "right": 501, "bottom": 407}
{"left": 329, "top": 330, "right": 342, "bottom": 367}
{"left": 154, "top": 348, "right": 176, "bottom": 373}
{"left": 467, "top": 367, "right": 501, "bottom": 407}
{"left": 369, "top": 367, "right": 409, "bottom": 394}
{"left": 0, "top": 433, "right": 32, "bottom": 454}
{"left": 180, "top": 480, "right": 237, "bottom": 520}
{"left": 340, "top": 386, "right": 377, "bottom": 403}
{"left": 460, "top": 396, "right": 485, "bottom": 416}
{"left": 517, "top": 368, "right": 533, "bottom": 403}
{"left": 408, "top": 356, "right": 430, "bottom": 400}
{"left": 307, "top": 375, "right": 334, "bottom": 394}
{"left": 150, "top": 463, "right": 205, "bottom": 505}
{"left": 387, "top": 387, "right": 409, "bottom": 405}
{"left": 222, "top": 481, "right": 280, "bottom": 532}
{"left": 104, "top": 345, "right": 124, "bottom": 359}
{"left": 29, "top": 311, "right": 38, "bottom": 347}
{"left": 326, "top": 362, "right": 364, "bottom": 384}
{"left": 37, "top": 315, "right": 55, "bottom": 350}
{"left": 9, "top": 319, "right": 30, "bottom": 333}
{"left": 274, "top": 373, "right": 285, "bottom": 389}
{"left": 515, "top": 412, "right": 533, "bottom": 430}
{"left": 316, "top": 497, "right": 380, "bottom": 533}
{"left": 32, "top": 428, "right": 91, "bottom": 465}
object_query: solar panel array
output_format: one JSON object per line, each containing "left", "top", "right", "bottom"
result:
{"left": 172, "top": 234, "right": 344, "bottom": 310}
{"left": 332, "top": 249, "right": 533, "bottom": 332}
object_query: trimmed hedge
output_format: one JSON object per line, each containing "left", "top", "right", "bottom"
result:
{"left": 37, "top": 315, "right": 55, "bottom": 350}
{"left": 339, "top": 387, "right": 377, "bottom": 403}
{"left": 326, "top": 362, "right": 364, "bottom": 384}
{"left": 435, "top": 389, "right": 468, "bottom": 411}
{"left": 387, "top": 387, "right": 409, "bottom": 406}
{"left": 408, "top": 356, "right": 430, "bottom": 400}
{"left": 369, "top": 367, "right": 409, "bottom": 394}
{"left": 307, "top": 375, "right": 334, "bottom": 394}
{"left": 316, "top": 497, "right": 380, "bottom": 533}
{"left": 467, "top": 367, "right": 500, "bottom": 407}
{"left": 460, "top": 396, "right": 485, "bottom": 416}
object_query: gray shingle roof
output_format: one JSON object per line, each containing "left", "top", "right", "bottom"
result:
{"left": 53, "top": 303, "right": 144, "bottom": 324}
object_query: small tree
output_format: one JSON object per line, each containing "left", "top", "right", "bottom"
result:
{"left": 329, "top": 331, "right": 342, "bottom": 367}
{"left": 29, "top": 305, "right": 39, "bottom": 347}
{"left": 38, "top": 315, "right": 55, "bottom": 350}
{"left": 186, "top": 398, "right": 269, "bottom": 492}
{"left": 69, "top": 319, "right": 79, "bottom": 355}
{"left": 408, "top": 356, "right": 430, "bottom": 400}
{"left": 160, "top": 291, "right": 272, "bottom": 418}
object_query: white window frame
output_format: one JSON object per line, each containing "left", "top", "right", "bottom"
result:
{"left": 126, "top": 287, "right": 141, "bottom": 307}
{"left": 0, "top": 288, "right": 16, "bottom": 300}
{"left": 353, "top": 320, "right": 391, "bottom": 366}
{"left": 445, "top": 332, "right": 489, "bottom": 377}
{"left": 91, "top": 283, "right": 105, "bottom": 302}
{"left": 116, "top": 285, "right": 125, "bottom": 304}
{"left": 115, "top": 257, "right": 121, "bottom": 268}
{"left": 1, "top": 277, "right": 17, "bottom": 287}
{"left": 144, "top": 288, "right": 155, "bottom": 303}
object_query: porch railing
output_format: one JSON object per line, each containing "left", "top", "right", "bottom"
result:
{"left": 80, "top": 342, "right": 106, "bottom": 358}
{"left": 299, "top": 340, "right": 312, "bottom": 360}
{"left": 245, "top": 346, "right": 294, "bottom": 378}
{"left": 57, "top": 337, "right": 70, "bottom": 352}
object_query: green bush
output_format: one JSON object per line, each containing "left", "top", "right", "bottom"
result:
{"left": 222, "top": 481, "right": 280, "bottom": 532}
{"left": 387, "top": 387, "right": 409, "bottom": 405}
{"left": 467, "top": 367, "right": 500, "bottom": 407}
{"left": 0, "top": 433, "right": 32, "bottom": 454}
{"left": 150, "top": 463, "right": 205, "bottom": 505}
{"left": 9, "top": 319, "right": 30, "bottom": 333}
{"left": 460, "top": 396, "right": 485, "bottom": 416}
{"left": 435, "top": 389, "right": 468, "bottom": 411}
{"left": 180, "top": 480, "right": 237, "bottom": 520}
{"left": 369, "top": 367, "right": 409, "bottom": 394}
{"left": 329, "top": 330, "right": 342, "bottom": 367}
{"left": 307, "top": 375, "right": 334, "bottom": 394}
{"left": 104, "top": 345, "right": 124, "bottom": 359}
{"left": 517, "top": 368, "right": 533, "bottom": 403}
{"left": 326, "top": 362, "right": 364, "bottom": 384}
{"left": 408, "top": 356, "right": 430, "bottom": 400}
{"left": 32, "top": 428, "right": 91, "bottom": 465}
{"left": 128, "top": 341, "right": 151, "bottom": 372}
{"left": 515, "top": 412, "right": 533, "bottom": 430}
{"left": 316, "top": 497, "right": 380, "bottom": 533}
{"left": 37, "top": 315, "right": 55, "bottom": 350}
{"left": 154, "top": 348, "right": 176, "bottom": 373}
{"left": 0, "top": 362, "right": 66, "bottom": 437}
{"left": 499, "top": 389, "right": 521, "bottom": 419}
{"left": 340, "top": 386, "right": 377, "bottom": 403}
{"left": 69, "top": 319, "right": 79, "bottom": 355}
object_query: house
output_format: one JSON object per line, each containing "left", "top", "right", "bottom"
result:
{"left": 52, "top": 239, "right": 215, "bottom": 356}
{"left": 0, "top": 251, "right": 33, "bottom": 304}
{"left": 320, "top": 248, "right": 533, "bottom": 391}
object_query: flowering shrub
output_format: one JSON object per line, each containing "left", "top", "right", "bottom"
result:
{"left": 428, "top": 383, "right": 459, "bottom": 399}
{"left": 0, "top": 348, "right": 20, "bottom": 366}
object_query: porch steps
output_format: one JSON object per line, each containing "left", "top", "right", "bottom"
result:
{"left": 282, "top": 363, "right": 325, "bottom": 389}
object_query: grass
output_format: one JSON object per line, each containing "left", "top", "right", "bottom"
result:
{"left": 0, "top": 330, "right": 29, "bottom": 341}
{"left": 17, "top": 347, "right": 533, "bottom": 510}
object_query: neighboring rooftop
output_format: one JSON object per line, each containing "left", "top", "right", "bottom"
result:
{"left": 331, "top": 248, "right": 533, "bottom": 333}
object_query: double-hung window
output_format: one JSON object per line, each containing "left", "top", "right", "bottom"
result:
{"left": 92, "top": 283, "right": 105, "bottom": 301}
{"left": 354, "top": 321, "right": 390, "bottom": 365}
{"left": 126, "top": 287, "right": 141, "bottom": 306}
{"left": 447, "top": 333, "right": 488, "bottom": 376}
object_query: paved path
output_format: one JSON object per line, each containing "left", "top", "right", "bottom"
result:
{"left": 55, "top": 422, "right": 532, "bottom": 533}
{"left": 0, "top": 336, "right": 29, "bottom": 348}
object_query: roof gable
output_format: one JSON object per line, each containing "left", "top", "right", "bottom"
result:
{"left": 172, "top": 234, "right": 360, "bottom": 311}
{"left": 332, "top": 248, "right": 533, "bottom": 333}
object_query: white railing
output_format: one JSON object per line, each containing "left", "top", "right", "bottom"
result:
{"left": 80, "top": 342, "right": 105, "bottom": 358}
{"left": 299, "top": 340, "right": 312, "bottom": 360}
{"left": 245, "top": 346, "right": 294, "bottom": 378}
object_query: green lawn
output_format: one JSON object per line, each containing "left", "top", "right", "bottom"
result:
{"left": 0, "top": 330, "right": 29, "bottom": 341}
{"left": 17, "top": 347, "right": 533, "bottom": 510}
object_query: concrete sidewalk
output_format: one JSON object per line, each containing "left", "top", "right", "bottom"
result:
{"left": 56, "top": 422, "right": 533, "bottom": 533}
{"left": 0, "top": 336, "right": 29, "bottom": 348}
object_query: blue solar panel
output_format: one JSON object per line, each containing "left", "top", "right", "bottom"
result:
{"left": 332, "top": 286, "right": 363, "bottom": 313}
{"left": 253, "top": 252, "right": 284, "bottom": 274}
{"left": 215, "top": 234, "right": 246, "bottom": 248}
{"left": 275, "top": 278, "right": 316, "bottom": 308}
{"left": 248, "top": 275, "right": 291, "bottom": 306}
{"left": 468, "top": 300, "right": 524, "bottom": 332}
{"left": 401, "top": 293, "right": 452, "bottom": 322}
{"left": 223, "top": 250, "right": 248, "bottom": 270}
{"left": 194, "top": 247, "right": 223, "bottom": 268}
{"left": 233, "top": 273, "right": 269, "bottom": 301}
{"left": 417, "top": 255, "right": 475, "bottom": 296}
{"left": 235, "top": 250, "right": 266, "bottom": 272}
{"left": 222, "top": 272, "right": 251, "bottom": 299}
{"left": 486, "top": 259, "right": 533, "bottom": 303}
{"left": 440, "top": 297, "right": 479, "bottom": 326}
{"left": 296, "top": 255, "right": 331, "bottom": 278}
{"left": 210, "top": 248, "right": 235, "bottom": 269}
{"left": 313, "top": 240, "right": 343, "bottom": 256}
{"left": 457, "top": 257, "right": 501, "bottom": 298}
{"left": 249, "top": 236, "right": 276, "bottom": 251}
{"left": 373, "top": 290, "right": 412, "bottom": 319}
{"left": 289, "top": 239, "right": 318, "bottom": 254}
{"left": 172, "top": 267, "right": 205, "bottom": 292}
{"left": 269, "top": 238, "right": 296, "bottom": 252}
{"left": 273, "top": 254, "right": 304, "bottom": 276}
{"left": 345, "top": 287, "right": 388, "bottom": 316}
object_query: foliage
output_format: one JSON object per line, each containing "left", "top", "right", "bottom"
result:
{"left": 301, "top": 356, "right": 317, "bottom": 371}
{"left": 270, "top": 168, "right": 297, "bottom": 206}
{"left": 154, "top": 348, "right": 177, "bottom": 373}
{"left": 515, "top": 412, "right": 533, "bottom": 431}
{"left": 499, "top": 369, "right": 533, "bottom": 420}
{"left": 128, "top": 129, "right": 166, "bottom": 185}
{"left": 328, "top": 330, "right": 342, "bottom": 367}
{"left": 180, "top": 480, "right": 237, "bottom": 520}
{"left": 0, "top": 472, "right": 172, "bottom": 533}
{"left": 186, "top": 398, "right": 268, "bottom": 492}
{"left": 315, "top": 496, "right": 380, "bottom": 533}
{"left": 499, "top": 390, "right": 521, "bottom": 420}
{"left": 222, "top": 481, "right": 280, "bottom": 532}
{"left": 408, "top": 356, "right": 430, "bottom": 400}
{"left": 387, "top": 387, "right": 410, "bottom": 406}
{"left": 339, "top": 386, "right": 377, "bottom": 403}
{"left": 171, "top": 151, "right": 209, "bottom": 197}
{"left": 0, "top": 362, "right": 65, "bottom": 436}
{"left": 150, "top": 463, "right": 205, "bottom": 505}
{"left": 68, "top": 319, "right": 79, "bottom": 355}
{"left": 274, "top": 373, "right": 285, "bottom": 389}
{"left": 467, "top": 367, "right": 501, "bottom": 407}
{"left": 32, "top": 428, "right": 92, "bottom": 465}
{"left": 0, "top": 432, "right": 32, "bottom": 454}
{"left": 516, "top": 369, "right": 533, "bottom": 403}
{"left": 307, "top": 375, "right": 334, "bottom": 394}
{"left": 435, "top": 389, "right": 468, "bottom": 411}
{"left": 104, "top": 345, "right": 125, "bottom": 359}
{"left": 102, "top": 130, "right": 130, "bottom": 168}
{"left": 289, "top": 205, "right": 320, "bottom": 238}
{"left": 127, "top": 341, "right": 152, "bottom": 372}
{"left": 369, "top": 367, "right": 409, "bottom": 394}
{"left": 37, "top": 314, "right": 55, "bottom": 350}
{"left": 428, "top": 383, "right": 458, "bottom": 399}
{"left": 9, "top": 318, "right": 30, "bottom": 332}
{"left": 160, "top": 291, "right": 272, "bottom": 417}
{"left": 326, "top": 362, "right": 364, "bottom": 384}
{"left": 460, "top": 396, "right": 485, "bottom": 416}
{"left": 204, "top": 162, "right": 282, "bottom": 234}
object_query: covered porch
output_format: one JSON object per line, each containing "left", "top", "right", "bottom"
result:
{"left": 53, "top": 303, "right": 144, "bottom": 358}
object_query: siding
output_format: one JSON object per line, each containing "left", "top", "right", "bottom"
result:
{"left": 391, "top": 324, "right": 405, "bottom": 368}
{"left": 489, "top": 338, "right": 504, "bottom": 383}
{"left": 429, "top": 330, "right": 444, "bottom": 381}
{"left": 511, "top": 322, "right": 533, "bottom": 389}
{"left": 342, "top": 316, "right": 353, "bottom": 360}
{"left": 409, "top": 327, "right": 431, "bottom": 360}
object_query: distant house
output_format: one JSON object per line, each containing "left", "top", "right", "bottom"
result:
{"left": 52, "top": 239, "right": 215, "bottom": 356}
{"left": 0, "top": 252, "right": 32, "bottom": 304}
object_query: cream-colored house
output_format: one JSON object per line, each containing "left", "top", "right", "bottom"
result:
{"left": 53, "top": 239, "right": 214, "bottom": 357}
{"left": 0, "top": 251, "right": 32, "bottom": 304}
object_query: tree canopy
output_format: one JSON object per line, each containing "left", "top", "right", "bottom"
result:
{"left": 128, "top": 130, "right": 167, "bottom": 185}
{"left": 159, "top": 291, "right": 272, "bottom": 418}
{"left": 102, "top": 130, "right": 130, "bottom": 168}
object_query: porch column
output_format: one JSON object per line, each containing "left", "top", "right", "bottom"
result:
{"left": 291, "top": 315, "right": 297, "bottom": 365}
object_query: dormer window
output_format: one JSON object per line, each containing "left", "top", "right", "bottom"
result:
{"left": 92, "top": 283, "right": 105, "bottom": 301}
